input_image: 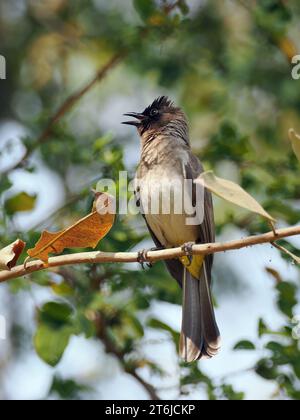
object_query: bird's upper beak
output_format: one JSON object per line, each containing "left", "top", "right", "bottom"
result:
{"left": 122, "top": 112, "right": 146, "bottom": 127}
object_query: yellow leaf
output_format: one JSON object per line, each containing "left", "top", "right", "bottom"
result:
{"left": 5, "top": 192, "right": 37, "bottom": 214}
{"left": 0, "top": 240, "right": 26, "bottom": 271}
{"left": 196, "top": 171, "right": 275, "bottom": 222}
{"left": 288, "top": 129, "right": 300, "bottom": 163}
{"left": 27, "top": 193, "right": 115, "bottom": 263}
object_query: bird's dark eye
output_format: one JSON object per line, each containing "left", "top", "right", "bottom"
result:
{"left": 150, "top": 108, "right": 159, "bottom": 117}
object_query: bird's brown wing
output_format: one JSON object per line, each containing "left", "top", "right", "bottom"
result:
{"left": 181, "top": 152, "right": 220, "bottom": 361}
{"left": 184, "top": 152, "right": 215, "bottom": 280}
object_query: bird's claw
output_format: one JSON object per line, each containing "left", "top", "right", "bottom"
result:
{"left": 181, "top": 242, "right": 195, "bottom": 266}
{"left": 137, "top": 249, "right": 153, "bottom": 270}
{"left": 137, "top": 246, "right": 165, "bottom": 270}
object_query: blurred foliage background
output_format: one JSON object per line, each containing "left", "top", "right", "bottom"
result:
{"left": 1, "top": 0, "right": 300, "bottom": 400}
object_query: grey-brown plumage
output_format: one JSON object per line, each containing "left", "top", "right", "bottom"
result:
{"left": 123, "top": 97, "right": 220, "bottom": 361}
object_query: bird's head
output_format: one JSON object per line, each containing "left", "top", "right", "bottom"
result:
{"left": 122, "top": 96, "right": 188, "bottom": 140}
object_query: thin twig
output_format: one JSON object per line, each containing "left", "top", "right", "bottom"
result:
{"left": 1, "top": 51, "right": 125, "bottom": 175}
{"left": 128, "top": 370, "right": 160, "bottom": 400}
{"left": 95, "top": 313, "right": 160, "bottom": 400}
{"left": 0, "top": 225, "right": 299, "bottom": 283}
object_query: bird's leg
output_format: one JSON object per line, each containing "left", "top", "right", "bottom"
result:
{"left": 181, "top": 242, "right": 195, "bottom": 266}
{"left": 137, "top": 246, "right": 165, "bottom": 270}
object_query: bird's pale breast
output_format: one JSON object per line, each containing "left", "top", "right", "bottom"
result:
{"left": 137, "top": 142, "right": 199, "bottom": 248}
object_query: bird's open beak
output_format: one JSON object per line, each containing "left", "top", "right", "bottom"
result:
{"left": 122, "top": 112, "right": 145, "bottom": 127}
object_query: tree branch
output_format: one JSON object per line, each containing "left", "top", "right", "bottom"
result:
{"left": 0, "top": 225, "right": 299, "bottom": 283}
{"left": 1, "top": 0, "right": 179, "bottom": 177}
{"left": 1, "top": 51, "right": 126, "bottom": 176}
{"left": 35, "top": 52, "right": 126, "bottom": 145}
{"left": 95, "top": 313, "right": 160, "bottom": 400}
{"left": 128, "top": 370, "right": 160, "bottom": 400}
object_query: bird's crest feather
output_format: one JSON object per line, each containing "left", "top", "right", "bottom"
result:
{"left": 143, "top": 96, "right": 174, "bottom": 115}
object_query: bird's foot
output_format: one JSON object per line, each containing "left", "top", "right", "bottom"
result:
{"left": 137, "top": 246, "right": 164, "bottom": 270}
{"left": 181, "top": 242, "right": 195, "bottom": 266}
{"left": 137, "top": 250, "right": 150, "bottom": 270}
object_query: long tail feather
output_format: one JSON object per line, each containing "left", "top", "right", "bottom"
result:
{"left": 180, "top": 262, "right": 220, "bottom": 362}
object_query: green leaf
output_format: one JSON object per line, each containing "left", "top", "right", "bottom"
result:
{"left": 148, "top": 318, "right": 180, "bottom": 342}
{"left": 30, "top": 271, "right": 51, "bottom": 287}
{"left": 34, "top": 302, "right": 76, "bottom": 366}
{"left": 39, "top": 302, "right": 73, "bottom": 326}
{"left": 178, "top": 0, "right": 190, "bottom": 15}
{"left": 204, "top": 122, "right": 250, "bottom": 164}
{"left": 234, "top": 340, "right": 256, "bottom": 351}
{"left": 9, "top": 278, "right": 31, "bottom": 294}
{"left": 292, "top": 360, "right": 300, "bottom": 379}
{"left": 259, "top": 0, "right": 292, "bottom": 23}
{"left": 273, "top": 244, "right": 300, "bottom": 267}
{"left": 133, "top": 0, "right": 157, "bottom": 21}
{"left": 34, "top": 323, "right": 74, "bottom": 367}
{"left": 255, "top": 359, "right": 278, "bottom": 380}
{"left": 276, "top": 282, "right": 297, "bottom": 318}
{"left": 74, "top": 313, "right": 95, "bottom": 339}
{"left": 221, "top": 384, "right": 245, "bottom": 400}
{"left": 0, "top": 176, "right": 12, "bottom": 194}
{"left": 50, "top": 375, "right": 91, "bottom": 400}
{"left": 5, "top": 192, "right": 37, "bottom": 215}
{"left": 258, "top": 318, "right": 269, "bottom": 337}
{"left": 266, "top": 341, "right": 291, "bottom": 365}
{"left": 51, "top": 282, "right": 74, "bottom": 297}
{"left": 254, "top": 0, "right": 292, "bottom": 37}
{"left": 180, "top": 363, "right": 212, "bottom": 387}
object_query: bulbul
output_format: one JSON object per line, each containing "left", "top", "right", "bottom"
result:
{"left": 123, "top": 97, "right": 220, "bottom": 362}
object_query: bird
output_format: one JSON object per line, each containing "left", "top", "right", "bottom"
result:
{"left": 122, "top": 96, "right": 220, "bottom": 362}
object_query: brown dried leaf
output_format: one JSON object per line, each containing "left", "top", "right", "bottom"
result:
{"left": 0, "top": 240, "right": 26, "bottom": 271}
{"left": 196, "top": 171, "right": 276, "bottom": 223}
{"left": 27, "top": 193, "right": 115, "bottom": 263}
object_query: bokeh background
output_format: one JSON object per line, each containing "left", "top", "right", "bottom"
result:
{"left": 1, "top": 0, "right": 300, "bottom": 400}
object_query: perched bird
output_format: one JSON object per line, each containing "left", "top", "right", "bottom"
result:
{"left": 123, "top": 97, "right": 220, "bottom": 362}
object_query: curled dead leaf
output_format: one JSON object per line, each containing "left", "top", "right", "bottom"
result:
{"left": 27, "top": 193, "right": 116, "bottom": 263}
{"left": 0, "top": 240, "right": 26, "bottom": 271}
{"left": 196, "top": 171, "right": 276, "bottom": 223}
{"left": 288, "top": 129, "right": 300, "bottom": 163}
